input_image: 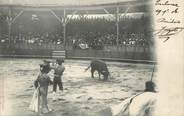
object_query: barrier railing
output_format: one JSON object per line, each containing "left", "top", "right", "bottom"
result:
{"left": 0, "top": 43, "right": 154, "bottom": 61}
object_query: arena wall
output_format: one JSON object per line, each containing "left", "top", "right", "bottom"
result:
{"left": 0, "top": 43, "right": 155, "bottom": 63}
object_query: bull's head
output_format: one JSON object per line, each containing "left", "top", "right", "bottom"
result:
{"left": 102, "top": 70, "right": 109, "bottom": 80}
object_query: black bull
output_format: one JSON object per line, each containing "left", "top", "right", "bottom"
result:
{"left": 85, "top": 60, "right": 109, "bottom": 80}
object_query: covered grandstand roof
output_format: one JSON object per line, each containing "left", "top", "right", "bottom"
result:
{"left": 0, "top": 0, "right": 148, "bottom": 6}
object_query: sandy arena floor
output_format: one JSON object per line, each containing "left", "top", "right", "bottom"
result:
{"left": 0, "top": 58, "right": 154, "bottom": 116}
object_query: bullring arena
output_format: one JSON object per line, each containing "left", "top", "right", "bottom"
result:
{"left": 1, "top": 58, "right": 155, "bottom": 116}
{"left": 0, "top": 0, "right": 156, "bottom": 116}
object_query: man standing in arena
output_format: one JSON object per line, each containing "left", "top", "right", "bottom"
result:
{"left": 50, "top": 58, "right": 65, "bottom": 101}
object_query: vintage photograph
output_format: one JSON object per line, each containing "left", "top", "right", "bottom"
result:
{"left": 2, "top": 0, "right": 182, "bottom": 116}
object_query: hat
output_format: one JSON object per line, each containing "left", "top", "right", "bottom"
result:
{"left": 39, "top": 63, "right": 47, "bottom": 67}
{"left": 39, "top": 60, "right": 50, "bottom": 67}
{"left": 144, "top": 81, "right": 155, "bottom": 92}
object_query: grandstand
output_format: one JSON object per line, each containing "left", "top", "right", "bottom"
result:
{"left": 0, "top": 0, "right": 154, "bottom": 63}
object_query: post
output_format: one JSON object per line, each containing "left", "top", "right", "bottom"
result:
{"left": 8, "top": 23, "right": 11, "bottom": 45}
{"left": 7, "top": 8, "right": 12, "bottom": 46}
{"left": 63, "top": 9, "right": 66, "bottom": 50}
{"left": 50, "top": 10, "right": 65, "bottom": 50}
{"left": 7, "top": 8, "right": 24, "bottom": 47}
{"left": 116, "top": 6, "right": 119, "bottom": 48}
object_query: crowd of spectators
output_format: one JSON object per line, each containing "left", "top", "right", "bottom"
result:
{"left": 66, "top": 32, "right": 151, "bottom": 49}
{"left": 0, "top": 13, "right": 153, "bottom": 50}
{"left": 66, "top": 17, "right": 152, "bottom": 49}
{"left": 12, "top": 32, "right": 63, "bottom": 45}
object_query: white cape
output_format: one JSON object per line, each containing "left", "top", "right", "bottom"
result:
{"left": 29, "top": 88, "right": 39, "bottom": 112}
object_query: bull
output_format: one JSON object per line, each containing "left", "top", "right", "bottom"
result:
{"left": 85, "top": 59, "right": 109, "bottom": 81}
